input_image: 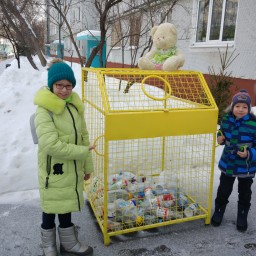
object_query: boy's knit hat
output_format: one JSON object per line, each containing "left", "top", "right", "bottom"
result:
{"left": 231, "top": 89, "right": 251, "bottom": 111}
{"left": 48, "top": 61, "right": 76, "bottom": 90}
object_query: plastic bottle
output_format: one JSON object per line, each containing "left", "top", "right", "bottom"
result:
{"left": 107, "top": 202, "right": 116, "bottom": 218}
{"left": 122, "top": 206, "right": 138, "bottom": 224}
{"left": 144, "top": 186, "right": 154, "bottom": 199}
{"left": 109, "top": 178, "right": 128, "bottom": 190}
{"left": 156, "top": 192, "right": 173, "bottom": 202}
{"left": 177, "top": 192, "right": 188, "bottom": 209}
{"left": 154, "top": 183, "right": 164, "bottom": 195}
{"left": 108, "top": 173, "right": 119, "bottom": 186}
{"left": 101, "top": 219, "right": 122, "bottom": 231}
{"left": 115, "top": 205, "right": 134, "bottom": 226}
{"left": 127, "top": 182, "right": 137, "bottom": 196}
{"left": 155, "top": 206, "right": 172, "bottom": 221}
{"left": 140, "top": 198, "right": 157, "bottom": 214}
{"left": 137, "top": 182, "right": 146, "bottom": 193}
{"left": 108, "top": 189, "right": 129, "bottom": 203}
{"left": 184, "top": 203, "right": 199, "bottom": 217}
{"left": 144, "top": 214, "right": 157, "bottom": 225}
{"left": 115, "top": 200, "right": 144, "bottom": 226}
{"left": 122, "top": 171, "right": 136, "bottom": 182}
{"left": 114, "top": 198, "right": 136, "bottom": 209}
{"left": 160, "top": 200, "right": 175, "bottom": 208}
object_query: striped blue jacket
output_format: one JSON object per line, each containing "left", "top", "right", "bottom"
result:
{"left": 218, "top": 112, "right": 256, "bottom": 177}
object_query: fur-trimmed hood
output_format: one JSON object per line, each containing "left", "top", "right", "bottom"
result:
{"left": 34, "top": 86, "right": 84, "bottom": 115}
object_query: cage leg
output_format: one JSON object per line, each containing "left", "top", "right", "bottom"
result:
{"left": 103, "top": 233, "right": 110, "bottom": 246}
{"left": 205, "top": 215, "right": 211, "bottom": 225}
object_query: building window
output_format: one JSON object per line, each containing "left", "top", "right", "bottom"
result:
{"left": 77, "top": 7, "right": 80, "bottom": 21}
{"left": 196, "top": 0, "right": 238, "bottom": 43}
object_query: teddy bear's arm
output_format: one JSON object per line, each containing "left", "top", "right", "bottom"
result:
{"left": 144, "top": 48, "right": 157, "bottom": 59}
{"left": 175, "top": 49, "right": 185, "bottom": 66}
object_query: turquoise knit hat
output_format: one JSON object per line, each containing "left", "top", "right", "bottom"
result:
{"left": 48, "top": 61, "right": 76, "bottom": 90}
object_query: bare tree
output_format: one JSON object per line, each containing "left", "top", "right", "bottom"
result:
{"left": 47, "top": 0, "right": 83, "bottom": 64}
{"left": 0, "top": 21, "right": 22, "bottom": 68}
{"left": 84, "top": 0, "right": 123, "bottom": 67}
{"left": 0, "top": 0, "right": 47, "bottom": 69}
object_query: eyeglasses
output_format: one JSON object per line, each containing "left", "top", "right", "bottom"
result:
{"left": 55, "top": 83, "right": 73, "bottom": 90}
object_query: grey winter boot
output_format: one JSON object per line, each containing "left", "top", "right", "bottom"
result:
{"left": 211, "top": 204, "right": 227, "bottom": 227}
{"left": 237, "top": 204, "right": 250, "bottom": 232}
{"left": 41, "top": 227, "right": 58, "bottom": 256}
{"left": 58, "top": 225, "right": 93, "bottom": 255}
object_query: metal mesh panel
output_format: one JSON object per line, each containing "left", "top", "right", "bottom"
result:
{"left": 84, "top": 69, "right": 215, "bottom": 113}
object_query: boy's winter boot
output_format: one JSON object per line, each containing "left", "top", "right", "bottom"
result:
{"left": 211, "top": 204, "right": 226, "bottom": 227}
{"left": 41, "top": 227, "right": 58, "bottom": 256}
{"left": 237, "top": 204, "right": 250, "bottom": 232}
{"left": 58, "top": 225, "right": 93, "bottom": 255}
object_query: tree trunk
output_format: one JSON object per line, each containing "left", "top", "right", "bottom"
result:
{"left": 0, "top": 0, "right": 47, "bottom": 68}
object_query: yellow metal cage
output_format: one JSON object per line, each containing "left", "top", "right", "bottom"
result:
{"left": 82, "top": 68, "right": 218, "bottom": 245}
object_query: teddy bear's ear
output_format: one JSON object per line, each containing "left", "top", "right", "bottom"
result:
{"left": 150, "top": 26, "right": 158, "bottom": 37}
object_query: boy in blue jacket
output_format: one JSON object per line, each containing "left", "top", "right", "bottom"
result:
{"left": 211, "top": 90, "right": 256, "bottom": 231}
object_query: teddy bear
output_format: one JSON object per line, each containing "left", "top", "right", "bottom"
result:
{"left": 138, "top": 23, "right": 185, "bottom": 72}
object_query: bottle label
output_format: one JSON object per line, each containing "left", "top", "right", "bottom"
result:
{"left": 156, "top": 207, "right": 169, "bottom": 220}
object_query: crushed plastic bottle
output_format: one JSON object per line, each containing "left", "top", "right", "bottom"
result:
{"left": 101, "top": 219, "right": 122, "bottom": 231}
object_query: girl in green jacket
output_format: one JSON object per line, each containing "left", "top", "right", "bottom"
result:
{"left": 34, "top": 59, "right": 95, "bottom": 256}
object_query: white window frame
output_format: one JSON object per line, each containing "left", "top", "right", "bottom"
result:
{"left": 193, "top": 0, "right": 238, "bottom": 48}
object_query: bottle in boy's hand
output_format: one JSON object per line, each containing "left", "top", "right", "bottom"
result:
{"left": 238, "top": 145, "right": 247, "bottom": 152}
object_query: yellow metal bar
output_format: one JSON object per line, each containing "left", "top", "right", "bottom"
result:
{"left": 161, "top": 136, "right": 165, "bottom": 171}
{"left": 103, "top": 137, "right": 109, "bottom": 245}
{"left": 81, "top": 69, "right": 85, "bottom": 102}
{"left": 83, "top": 98, "right": 105, "bottom": 115}
{"left": 98, "top": 72, "right": 110, "bottom": 113}
{"left": 105, "top": 109, "right": 218, "bottom": 140}
{"left": 104, "top": 214, "right": 208, "bottom": 238}
{"left": 206, "top": 132, "right": 218, "bottom": 224}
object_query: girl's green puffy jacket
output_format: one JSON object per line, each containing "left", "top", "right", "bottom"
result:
{"left": 34, "top": 87, "right": 93, "bottom": 214}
